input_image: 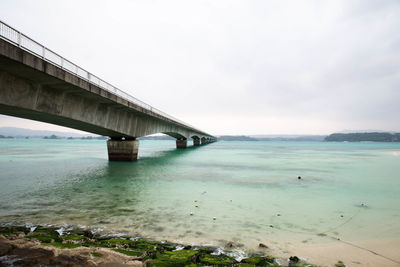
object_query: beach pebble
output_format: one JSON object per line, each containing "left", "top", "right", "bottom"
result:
{"left": 194, "top": 200, "right": 198, "bottom": 202}
{"left": 269, "top": 225, "right": 274, "bottom": 228}
{"left": 195, "top": 205, "right": 199, "bottom": 208}
{"left": 277, "top": 214, "right": 281, "bottom": 216}
{"left": 213, "top": 217, "right": 216, "bottom": 220}
{"left": 190, "top": 212, "right": 194, "bottom": 216}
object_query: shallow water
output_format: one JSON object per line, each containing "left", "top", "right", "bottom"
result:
{"left": 1, "top": 139, "right": 400, "bottom": 263}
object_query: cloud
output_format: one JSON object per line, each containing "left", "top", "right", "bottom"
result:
{"left": 0, "top": 0, "right": 399, "bottom": 134}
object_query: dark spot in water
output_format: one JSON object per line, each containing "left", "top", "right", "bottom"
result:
{"left": 153, "top": 226, "right": 164, "bottom": 232}
{"left": 317, "top": 233, "right": 327, "bottom": 237}
{"left": 195, "top": 231, "right": 203, "bottom": 236}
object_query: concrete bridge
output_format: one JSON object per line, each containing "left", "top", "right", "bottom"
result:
{"left": 0, "top": 21, "right": 216, "bottom": 161}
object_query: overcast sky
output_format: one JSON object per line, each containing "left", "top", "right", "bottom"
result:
{"left": 1, "top": 0, "right": 399, "bottom": 135}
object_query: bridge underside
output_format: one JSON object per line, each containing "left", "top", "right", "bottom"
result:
{"left": 0, "top": 38, "right": 216, "bottom": 161}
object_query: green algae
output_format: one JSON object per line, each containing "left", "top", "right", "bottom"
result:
{"left": 146, "top": 250, "right": 199, "bottom": 267}
{"left": 240, "top": 256, "right": 275, "bottom": 266}
{"left": 27, "top": 235, "right": 54, "bottom": 243}
{"left": 102, "top": 238, "right": 133, "bottom": 246}
{"left": 335, "top": 261, "right": 346, "bottom": 267}
{"left": 0, "top": 227, "right": 30, "bottom": 235}
{"left": 199, "top": 254, "right": 236, "bottom": 266}
{"left": 92, "top": 252, "right": 102, "bottom": 257}
{"left": 0, "top": 226, "right": 295, "bottom": 267}
{"left": 42, "top": 242, "right": 81, "bottom": 249}
{"left": 62, "top": 235, "right": 87, "bottom": 241}
{"left": 112, "top": 248, "right": 143, "bottom": 257}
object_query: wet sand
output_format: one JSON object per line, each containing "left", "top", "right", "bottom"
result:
{"left": 288, "top": 238, "right": 400, "bottom": 267}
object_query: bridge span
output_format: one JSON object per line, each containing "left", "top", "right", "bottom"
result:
{"left": 0, "top": 21, "right": 216, "bottom": 161}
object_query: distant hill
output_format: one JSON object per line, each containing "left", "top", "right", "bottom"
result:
{"left": 218, "top": 135, "right": 258, "bottom": 141}
{"left": 0, "top": 127, "right": 96, "bottom": 138}
{"left": 325, "top": 132, "right": 400, "bottom": 142}
{"left": 217, "top": 135, "right": 326, "bottom": 141}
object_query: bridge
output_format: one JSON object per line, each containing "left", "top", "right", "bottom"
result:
{"left": 0, "top": 20, "right": 216, "bottom": 161}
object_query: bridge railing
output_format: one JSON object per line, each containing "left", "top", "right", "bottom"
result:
{"left": 0, "top": 20, "right": 205, "bottom": 134}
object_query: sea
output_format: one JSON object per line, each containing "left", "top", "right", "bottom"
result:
{"left": 0, "top": 139, "right": 399, "bottom": 266}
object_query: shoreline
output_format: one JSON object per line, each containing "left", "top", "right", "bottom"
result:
{"left": 0, "top": 225, "right": 323, "bottom": 267}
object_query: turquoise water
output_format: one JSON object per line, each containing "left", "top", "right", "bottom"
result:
{"left": 0, "top": 139, "right": 400, "bottom": 259}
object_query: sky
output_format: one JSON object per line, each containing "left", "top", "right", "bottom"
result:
{"left": 0, "top": 0, "right": 399, "bottom": 135}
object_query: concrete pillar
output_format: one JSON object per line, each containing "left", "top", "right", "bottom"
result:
{"left": 176, "top": 139, "right": 187, "bottom": 148}
{"left": 107, "top": 139, "right": 139, "bottom": 161}
{"left": 193, "top": 139, "right": 201, "bottom": 146}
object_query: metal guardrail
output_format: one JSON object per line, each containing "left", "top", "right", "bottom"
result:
{"left": 0, "top": 20, "right": 205, "bottom": 134}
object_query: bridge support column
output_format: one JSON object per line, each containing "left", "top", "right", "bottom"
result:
{"left": 193, "top": 139, "right": 201, "bottom": 146}
{"left": 176, "top": 139, "right": 187, "bottom": 149}
{"left": 107, "top": 138, "right": 139, "bottom": 161}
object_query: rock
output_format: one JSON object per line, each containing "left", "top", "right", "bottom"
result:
{"left": 298, "top": 176, "right": 302, "bottom": 179}
{"left": 335, "top": 261, "right": 346, "bottom": 267}
{"left": 259, "top": 243, "right": 268, "bottom": 248}
{"left": 289, "top": 256, "right": 300, "bottom": 263}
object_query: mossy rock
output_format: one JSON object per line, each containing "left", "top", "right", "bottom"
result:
{"left": 131, "top": 240, "right": 162, "bottom": 251}
{"left": 146, "top": 250, "right": 199, "bottom": 267}
{"left": 199, "top": 254, "right": 236, "bottom": 266}
{"left": 81, "top": 242, "right": 108, "bottom": 248}
{"left": 112, "top": 248, "right": 143, "bottom": 257}
{"left": 62, "top": 235, "right": 87, "bottom": 241}
{"left": 335, "top": 261, "right": 346, "bottom": 267}
{"left": 241, "top": 256, "right": 275, "bottom": 265}
{"left": 42, "top": 242, "right": 81, "bottom": 249}
{"left": 102, "top": 238, "right": 134, "bottom": 247}
{"left": 92, "top": 252, "right": 102, "bottom": 257}
{"left": 0, "top": 226, "right": 30, "bottom": 235}
{"left": 26, "top": 235, "right": 54, "bottom": 243}
{"left": 288, "top": 263, "right": 316, "bottom": 267}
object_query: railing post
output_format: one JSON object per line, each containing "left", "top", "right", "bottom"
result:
{"left": 42, "top": 45, "right": 45, "bottom": 59}
{"left": 17, "top": 32, "right": 21, "bottom": 47}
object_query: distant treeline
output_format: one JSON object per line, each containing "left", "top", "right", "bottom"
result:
{"left": 0, "top": 135, "right": 14, "bottom": 139}
{"left": 217, "top": 135, "right": 326, "bottom": 141}
{"left": 139, "top": 135, "right": 175, "bottom": 140}
{"left": 325, "top": 132, "right": 400, "bottom": 142}
{"left": 43, "top": 135, "right": 107, "bottom": 140}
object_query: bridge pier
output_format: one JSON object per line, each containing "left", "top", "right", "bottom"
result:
{"left": 107, "top": 138, "right": 139, "bottom": 161}
{"left": 176, "top": 139, "right": 187, "bottom": 149}
{"left": 193, "top": 139, "right": 201, "bottom": 146}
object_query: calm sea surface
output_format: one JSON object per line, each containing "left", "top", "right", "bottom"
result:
{"left": 0, "top": 139, "right": 399, "bottom": 261}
